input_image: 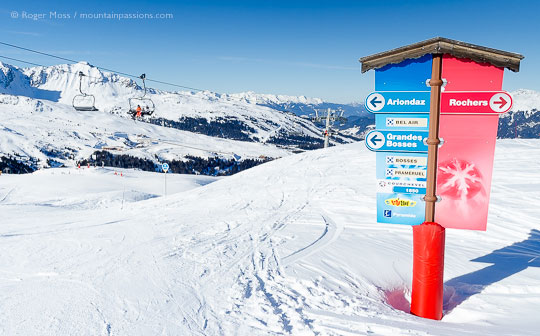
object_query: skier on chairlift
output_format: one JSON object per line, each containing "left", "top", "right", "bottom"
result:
{"left": 136, "top": 105, "right": 142, "bottom": 118}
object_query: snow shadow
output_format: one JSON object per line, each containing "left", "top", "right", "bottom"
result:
{"left": 384, "top": 288, "right": 411, "bottom": 313}
{"left": 444, "top": 229, "right": 540, "bottom": 314}
{"left": 33, "top": 88, "right": 62, "bottom": 102}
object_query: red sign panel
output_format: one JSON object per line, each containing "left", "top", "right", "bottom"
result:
{"left": 434, "top": 114, "right": 499, "bottom": 231}
{"left": 441, "top": 91, "right": 512, "bottom": 114}
{"left": 441, "top": 55, "right": 503, "bottom": 91}
{"left": 435, "top": 55, "right": 506, "bottom": 231}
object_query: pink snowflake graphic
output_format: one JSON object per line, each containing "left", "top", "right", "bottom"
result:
{"left": 437, "top": 159, "right": 484, "bottom": 201}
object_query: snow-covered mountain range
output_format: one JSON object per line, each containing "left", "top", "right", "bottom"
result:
{"left": 0, "top": 61, "right": 361, "bottom": 173}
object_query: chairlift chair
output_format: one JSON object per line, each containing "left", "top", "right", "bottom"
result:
{"left": 128, "top": 73, "right": 155, "bottom": 117}
{"left": 72, "top": 71, "right": 98, "bottom": 111}
{"left": 336, "top": 109, "right": 348, "bottom": 126}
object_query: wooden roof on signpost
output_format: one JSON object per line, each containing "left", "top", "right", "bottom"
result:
{"left": 359, "top": 37, "right": 524, "bottom": 73}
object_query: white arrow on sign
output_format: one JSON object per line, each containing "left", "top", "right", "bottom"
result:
{"left": 366, "top": 93, "right": 386, "bottom": 112}
{"left": 489, "top": 92, "right": 512, "bottom": 113}
{"left": 366, "top": 131, "right": 385, "bottom": 150}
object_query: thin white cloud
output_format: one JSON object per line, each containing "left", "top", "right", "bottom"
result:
{"left": 5, "top": 30, "right": 42, "bottom": 37}
{"left": 290, "top": 61, "right": 358, "bottom": 70}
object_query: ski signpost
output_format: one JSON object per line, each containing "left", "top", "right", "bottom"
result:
{"left": 162, "top": 163, "right": 169, "bottom": 196}
{"left": 360, "top": 38, "right": 523, "bottom": 320}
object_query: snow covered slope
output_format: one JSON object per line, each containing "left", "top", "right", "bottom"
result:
{"left": 1, "top": 139, "right": 539, "bottom": 335}
{"left": 22, "top": 62, "right": 320, "bottom": 142}
{"left": 2, "top": 61, "right": 352, "bottom": 144}
{"left": 0, "top": 94, "right": 291, "bottom": 171}
{"left": 0, "top": 61, "right": 362, "bottom": 171}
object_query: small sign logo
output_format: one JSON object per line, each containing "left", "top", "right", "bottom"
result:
{"left": 384, "top": 210, "right": 392, "bottom": 217}
{"left": 385, "top": 198, "right": 417, "bottom": 207}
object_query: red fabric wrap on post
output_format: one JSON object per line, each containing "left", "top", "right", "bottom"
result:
{"left": 410, "top": 222, "right": 445, "bottom": 320}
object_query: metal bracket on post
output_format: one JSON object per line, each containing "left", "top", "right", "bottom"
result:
{"left": 423, "top": 137, "right": 444, "bottom": 147}
{"left": 421, "top": 195, "right": 442, "bottom": 203}
{"left": 426, "top": 78, "right": 447, "bottom": 90}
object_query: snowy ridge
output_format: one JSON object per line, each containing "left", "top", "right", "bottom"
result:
{"left": 0, "top": 61, "right": 333, "bottom": 142}
{"left": 510, "top": 89, "right": 540, "bottom": 115}
{"left": 0, "top": 62, "right": 40, "bottom": 97}
{"left": 0, "top": 93, "right": 291, "bottom": 170}
{"left": 0, "top": 61, "right": 356, "bottom": 171}
{"left": 228, "top": 91, "right": 324, "bottom": 106}
{"left": 1, "top": 139, "right": 539, "bottom": 334}
{"left": 498, "top": 89, "right": 540, "bottom": 138}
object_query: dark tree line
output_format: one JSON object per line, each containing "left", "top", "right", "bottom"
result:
{"left": 79, "top": 150, "right": 272, "bottom": 176}
{"left": 498, "top": 109, "right": 540, "bottom": 138}
{"left": 266, "top": 130, "right": 324, "bottom": 150}
{"left": 147, "top": 116, "right": 339, "bottom": 149}
{"left": 0, "top": 155, "right": 35, "bottom": 174}
{"left": 81, "top": 151, "right": 157, "bottom": 171}
{"left": 148, "top": 116, "right": 256, "bottom": 141}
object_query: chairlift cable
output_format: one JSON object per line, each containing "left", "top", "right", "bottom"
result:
{"left": 0, "top": 53, "right": 274, "bottom": 122}
{"left": 0, "top": 41, "right": 321, "bottom": 116}
{"left": 0, "top": 55, "right": 43, "bottom": 68}
{"left": 0, "top": 52, "right": 254, "bottom": 111}
{"left": 0, "top": 41, "right": 205, "bottom": 91}
{"left": 0, "top": 42, "right": 313, "bottom": 136}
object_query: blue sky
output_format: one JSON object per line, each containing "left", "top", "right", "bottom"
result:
{"left": 0, "top": 0, "right": 538, "bottom": 103}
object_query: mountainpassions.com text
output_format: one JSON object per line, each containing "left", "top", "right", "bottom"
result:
{"left": 11, "top": 11, "right": 174, "bottom": 20}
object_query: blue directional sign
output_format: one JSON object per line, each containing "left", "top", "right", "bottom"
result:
{"left": 365, "top": 130, "right": 428, "bottom": 153}
{"left": 365, "top": 91, "right": 430, "bottom": 113}
{"left": 162, "top": 163, "right": 169, "bottom": 172}
{"left": 366, "top": 54, "right": 434, "bottom": 226}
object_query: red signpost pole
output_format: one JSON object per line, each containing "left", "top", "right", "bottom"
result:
{"left": 410, "top": 54, "right": 445, "bottom": 320}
